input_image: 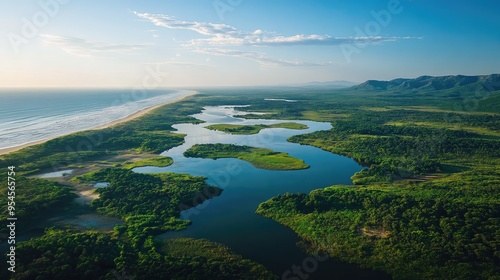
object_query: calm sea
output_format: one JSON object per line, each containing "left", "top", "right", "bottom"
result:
{"left": 0, "top": 88, "right": 192, "bottom": 150}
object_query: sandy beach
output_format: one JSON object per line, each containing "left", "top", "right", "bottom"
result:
{"left": 0, "top": 90, "right": 197, "bottom": 156}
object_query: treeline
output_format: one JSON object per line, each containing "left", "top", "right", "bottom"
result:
{"left": 289, "top": 111, "right": 500, "bottom": 183}
{"left": 12, "top": 229, "right": 119, "bottom": 280}
{"left": 9, "top": 229, "right": 277, "bottom": 280}
{"left": 257, "top": 185, "right": 500, "bottom": 279}
{"left": 0, "top": 175, "right": 76, "bottom": 237}
{"left": 80, "top": 168, "right": 222, "bottom": 246}
{"left": 184, "top": 144, "right": 252, "bottom": 158}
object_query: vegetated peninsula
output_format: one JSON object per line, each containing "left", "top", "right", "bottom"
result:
{"left": 15, "top": 229, "right": 277, "bottom": 280}
{"left": 206, "top": 122, "right": 308, "bottom": 135}
{"left": 78, "top": 168, "right": 222, "bottom": 239}
{"left": 184, "top": 143, "right": 309, "bottom": 170}
{"left": 120, "top": 156, "right": 173, "bottom": 169}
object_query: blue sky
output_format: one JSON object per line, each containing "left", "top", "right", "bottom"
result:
{"left": 1, "top": 0, "right": 499, "bottom": 87}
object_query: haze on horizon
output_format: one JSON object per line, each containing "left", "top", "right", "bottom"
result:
{"left": 1, "top": 0, "right": 499, "bottom": 88}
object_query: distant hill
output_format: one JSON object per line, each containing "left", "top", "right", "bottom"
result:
{"left": 353, "top": 74, "right": 500, "bottom": 92}
{"left": 290, "top": 80, "right": 358, "bottom": 88}
{"left": 302, "top": 80, "right": 358, "bottom": 88}
{"left": 348, "top": 74, "right": 500, "bottom": 113}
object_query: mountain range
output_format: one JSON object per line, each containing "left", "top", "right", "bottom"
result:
{"left": 352, "top": 74, "right": 500, "bottom": 92}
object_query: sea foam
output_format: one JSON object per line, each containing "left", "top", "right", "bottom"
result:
{"left": 0, "top": 90, "right": 192, "bottom": 150}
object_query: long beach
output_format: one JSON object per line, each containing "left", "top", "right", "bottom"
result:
{"left": 0, "top": 90, "right": 197, "bottom": 155}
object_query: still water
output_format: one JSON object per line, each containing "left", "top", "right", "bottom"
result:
{"left": 136, "top": 106, "right": 389, "bottom": 279}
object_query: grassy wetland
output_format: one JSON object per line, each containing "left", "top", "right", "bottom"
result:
{"left": 184, "top": 143, "right": 309, "bottom": 170}
{"left": 205, "top": 122, "right": 308, "bottom": 135}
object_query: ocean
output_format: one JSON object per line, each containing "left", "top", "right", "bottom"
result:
{"left": 0, "top": 88, "right": 192, "bottom": 151}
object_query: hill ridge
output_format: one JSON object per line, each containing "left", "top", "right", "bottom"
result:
{"left": 354, "top": 74, "right": 500, "bottom": 91}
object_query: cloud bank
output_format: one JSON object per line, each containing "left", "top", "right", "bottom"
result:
{"left": 41, "top": 34, "right": 148, "bottom": 56}
{"left": 133, "top": 11, "right": 412, "bottom": 66}
{"left": 134, "top": 12, "right": 407, "bottom": 47}
{"left": 194, "top": 48, "right": 333, "bottom": 66}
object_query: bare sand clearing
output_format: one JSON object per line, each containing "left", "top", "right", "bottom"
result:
{"left": 0, "top": 91, "right": 197, "bottom": 155}
{"left": 76, "top": 189, "right": 101, "bottom": 205}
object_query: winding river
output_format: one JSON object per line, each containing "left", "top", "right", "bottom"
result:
{"left": 136, "top": 105, "right": 389, "bottom": 279}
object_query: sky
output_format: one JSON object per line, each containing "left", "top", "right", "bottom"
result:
{"left": 1, "top": 0, "right": 499, "bottom": 87}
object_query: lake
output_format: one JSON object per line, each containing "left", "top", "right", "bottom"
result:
{"left": 136, "top": 105, "right": 389, "bottom": 280}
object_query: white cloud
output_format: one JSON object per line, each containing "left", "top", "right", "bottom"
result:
{"left": 41, "top": 34, "right": 149, "bottom": 56}
{"left": 133, "top": 12, "right": 410, "bottom": 47}
{"left": 195, "top": 48, "right": 334, "bottom": 67}
{"left": 148, "top": 61, "right": 209, "bottom": 67}
{"left": 134, "top": 12, "right": 238, "bottom": 37}
{"left": 133, "top": 11, "right": 415, "bottom": 67}
{"left": 164, "top": 61, "right": 202, "bottom": 66}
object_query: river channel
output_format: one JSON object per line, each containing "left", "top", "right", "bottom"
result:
{"left": 136, "top": 105, "right": 389, "bottom": 280}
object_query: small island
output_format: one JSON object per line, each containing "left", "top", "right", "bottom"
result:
{"left": 120, "top": 156, "right": 173, "bottom": 169}
{"left": 184, "top": 143, "right": 309, "bottom": 170}
{"left": 205, "top": 122, "right": 308, "bottom": 135}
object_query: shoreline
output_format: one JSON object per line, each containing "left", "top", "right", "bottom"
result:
{"left": 0, "top": 90, "right": 198, "bottom": 156}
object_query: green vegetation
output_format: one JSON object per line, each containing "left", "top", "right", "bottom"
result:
{"left": 76, "top": 168, "right": 222, "bottom": 245}
{"left": 5, "top": 167, "right": 278, "bottom": 278}
{"left": 0, "top": 96, "right": 278, "bottom": 279}
{"left": 120, "top": 156, "right": 174, "bottom": 169}
{"left": 270, "top": 122, "right": 308, "bottom": 129}
{"left": 0, "top": 175, "right": 76, "bottom": 234}
{"left": 0, "top": 96, "right": 203, "bottom": 176}
{"left": 244, "top": 75, "right": 500, "bottom": 279}
{"left": 385, "top": 120, "right": 500, "bottom": 139}
{"left": 11, "top": 228, "right": 276, "bottom": 280}
{"left": 161, "top": 238, "right": 277, "bottom": 279}
{"left": 13, "top": 229, "right": 120, "bottom": 280}
{"left": 0, "top": 165, "right": 279, "bottom": 279}
{"left": 257, "top": 182, "right": 500, "bottom": 279}
{"left": 184, "top": 143, "right": 309, "bottom": 170}
{"left": 288, "top": 109, "right": 499, "bottom": 184}
{"left": 206, "top": 122, "right": 308, "bottom": 135}
{"left": 1, "top": 75, "right": 499, "bottom": 279}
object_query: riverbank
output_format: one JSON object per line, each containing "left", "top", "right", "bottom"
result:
{"left": 0, "top": 90, "right": 197, "bottom": 155}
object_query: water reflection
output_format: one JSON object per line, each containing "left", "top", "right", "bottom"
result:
{"left": 94, "top": 182, "right": 110, "bottom": 188}
{"left": 33, "top": 169, "right": 73, "bottom": 178}
{"left": 137, "top": 106, "right": 389, "bottom": 279}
